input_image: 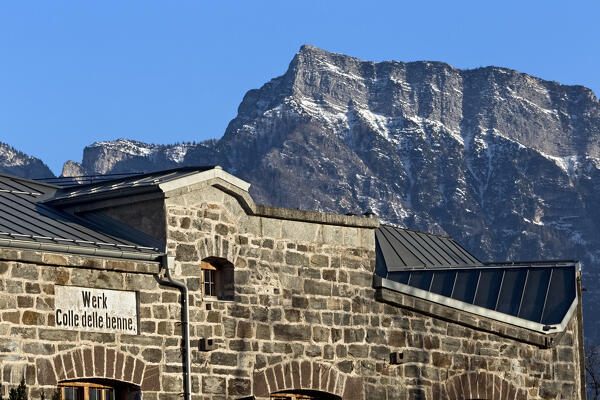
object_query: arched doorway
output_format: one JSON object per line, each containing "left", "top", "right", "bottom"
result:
{"left": 271, "top": 390, "right": 341, "bottom": 400}
{"left": 58, "top": 379, "right": 140, "bottom": 400}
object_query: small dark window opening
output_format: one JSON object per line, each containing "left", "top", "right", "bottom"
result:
{"left": 201, "top": 258, "right": 234, "bottom": 301}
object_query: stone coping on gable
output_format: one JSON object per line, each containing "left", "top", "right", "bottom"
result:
{"left": 374, "top": 285, "right": 565, "bottom": 348}
{"left": 156, "top": 175, "right": 380, "bottom": 229}
{"left": 0, "top": 247, "right": 160, "bottom": 274}
{"left": 254, "top": 205, "right": 380, "bottom": 228}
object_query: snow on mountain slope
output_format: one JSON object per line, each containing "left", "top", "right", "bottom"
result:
{"left": 4, "top": 45, "right": 600, "bottom": 342}
{"left": 0, "top": 142, "right": 54, "bottom": 179}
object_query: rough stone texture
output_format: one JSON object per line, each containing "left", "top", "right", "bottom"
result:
{"left": 0, "top": 180, "right": 586, "bottom": 399}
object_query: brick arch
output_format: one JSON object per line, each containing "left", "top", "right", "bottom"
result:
{"left": 436, "top": 371, "right": 526, "bottom": 400}
{"left": 196, "top": 233, "right": 240, "bottom": 266}
{"left": 253, "top": 361, "right": 363, "bottom": 400}
{"left": 39, "top": 346, "right": 160, "bottom": 391}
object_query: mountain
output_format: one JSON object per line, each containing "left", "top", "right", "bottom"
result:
{"left": 0, "top": 142, "right": 54, "bottom": 179}
{"left": 4, "top": 45, "right": 600, "bottom": 341}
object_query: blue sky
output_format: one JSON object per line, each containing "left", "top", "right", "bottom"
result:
{"left": 0, "top": 1, "right": 597, "bottom": 175}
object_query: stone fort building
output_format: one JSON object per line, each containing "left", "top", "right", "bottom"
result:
{"left": 0, "top": 166, "right": 585, "bottom": 399}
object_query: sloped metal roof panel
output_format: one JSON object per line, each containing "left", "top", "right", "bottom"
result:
{"left": 46, "top": 166, "right": 215, "bottom": 202}
{"left": 376, "top": 224, "right": 482, "bottom": 270}
{"left": 375, "top": 224, "right": 578, "bottom": 332}
{"left": 0, "top": 175, "right": 161, "bottom": 260}
{"left": 380, "top": 262, "right": 578, "bottom": 331}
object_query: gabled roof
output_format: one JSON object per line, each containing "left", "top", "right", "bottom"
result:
{"left": 43, "top": 166, "right": 251, "bottom": 207}
{"left": 45, "top": 166, "right": 215, "bottom": 204}
{"left": 0, "top": 173, "right": 161, "bottom": 260}
{"left": 374, "top": 225, "right": 578, "bottom": 333}
{"left": 36, "top": 171, "right": 148, "bottom": 187}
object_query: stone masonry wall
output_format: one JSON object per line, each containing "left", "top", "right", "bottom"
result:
{"left": 0, "top": 250, "right": 180, "bottom": 400}
{"left": 162, "top": 184, "right": 585, "bottom": 399}
{"left": 0, "top": 182, "right": 585, "bottom": 400}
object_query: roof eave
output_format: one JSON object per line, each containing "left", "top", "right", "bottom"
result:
{"left": 43, "top": 185, "right": 162, "bottom": 207}
{"left": 0, "top": 238, "right": 163, "bottom": 262}
{"left": 374, "top": 275, "right": 577, "bottom": 335}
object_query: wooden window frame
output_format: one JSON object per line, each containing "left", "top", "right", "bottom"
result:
{"left": 201, "top": 261, "right": 218, "bottom": 299}
{"left": 58, "top": 382, "right": 115, "bottom": 400}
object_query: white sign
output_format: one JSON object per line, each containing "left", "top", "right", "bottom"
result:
{"left": 55, "top": 285, "right": 138, "bottom": 334}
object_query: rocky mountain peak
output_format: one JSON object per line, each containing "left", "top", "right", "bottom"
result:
{"left": 3, "top": 45, "right": 600, "bottom": 340}
{"left": 0, "top": 142, "right": 54, "bottom": 179}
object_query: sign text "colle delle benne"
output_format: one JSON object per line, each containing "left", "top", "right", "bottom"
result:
{"left": 54, "top": 285, "right": 138, "bottom": 334}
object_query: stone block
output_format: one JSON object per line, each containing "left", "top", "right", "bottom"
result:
{"left": 210, "top": 352, "right": 237, "bottom": 367}
{"left": 0, "top": 338, "right": 18, "bottom": 353}
{"left": 228, "top": 304, "right": 250, "bottom": 319}
{"left": 24, "top": 283, "right": 41, "bottom": 294}
{"left": 292, "top": 296, "right": 309, "bottom": 309}
{"left": 312, "top": 327, "right": 330, "bottom": 342}
{"left": 17, "top": 296, "right": 34, "bottom": 308}
{"left": 175, "top": 244, "right": 198, "bottom": 262}
{"left": 432, "top": 352, "right": 452, "bottom": 368}
{"left": 237, "top": 321, "right": 253, "bottom": 338}
{"left": 80, "top": 332, "right": 115, "bottom": 343}
{"left": 303, "top": 280, "right": 331, "bottom": 296}
{"left": 260, "top": 218, "right": 282, "bottom": 238}
{"left": 256, "top": 324, "right": 271, "bottom": 340}
{"left": 70, "top": 270, "right": 123, "bottom": 288}
{"left": 6, "top": 280, "right": 23, "bottom": 294}
{"left": 348, "top": 271, "right": 371, "bottom": 287}
{"left": 273, "top": 324, "right": 311, "bottom": 342}
{"left": 227, "top": 377, "right": 251, "bottom": 397}
{"left": 11, "top": 264, "right": 39, "bottom": 280}
{"left": 38, "top": 329, "right": 78, "bottom": 342}
{"left": 21, "top": 311, "right": 44, "bottom": 326}
{"left": 0, "top": 295, "right": 17, "bottom": 309}
{"left": 348, "top": 344, "right": 369, "bottom": 358}
{"left": 281, "top": 220, "right": 317, "bottom": 242}
{"left": 343, "top": 376, "right": 364, "bottom": 400}
{"left": 142, "top": 348, "right": 163, "bottom": 363}
{"left": 344, "top": 328, "right": 365, "bottom": 343}
{"left": 322, "top": 225, "right": 345, "bottom": 245}
{"left": 23, "top": 342, "right": 54, "bottom": 355}
{"left": 0, "top": 262, "right": 9, "bottom": 275}
{"left": 162, "top": 374, "right": 183, "bottom": 392}
{"left": 285, "top": 252, "right": 308, "bottom": 267}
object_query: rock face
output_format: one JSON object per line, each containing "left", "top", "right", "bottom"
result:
{"left": 0, "top": 142, "right": 54, "bottom": 179}
{"left": 3, "top": 45, "right": 600, "bottom": 341}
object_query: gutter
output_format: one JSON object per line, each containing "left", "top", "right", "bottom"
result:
{"left": 159, "top": 255, "right": 191, "bottom": 400}
{"left": 0, "top": 238, "right": 160, "bottom": 261}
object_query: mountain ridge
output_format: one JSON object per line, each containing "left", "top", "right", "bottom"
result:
{"left": 3, "top": 44, "right": 600, "bottom": 340}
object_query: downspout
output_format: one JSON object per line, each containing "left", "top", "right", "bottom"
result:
{"left": 159, "top": 254, "right": 191, "bottom": 400}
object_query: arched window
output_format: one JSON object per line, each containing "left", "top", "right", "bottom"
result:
{"left": 201, "top": 257, "right": 234, "bottom": 301}
{"left": 58, "top": 380, "right": 139, "bottom": 400}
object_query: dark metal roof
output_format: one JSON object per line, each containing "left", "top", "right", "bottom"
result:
{"left": 0, "top": 174, "right": 161, "bottom": 260}
{"left": 375, "top": 224, "right": 578, "bottom": 332}
{"left": 375, "top": 224, "right": 482, "bottom": 273}
{"left": 44, "top": 166, "right": 215, "bottom": 204}
{"left": 385, "top": 263, "right": 576, "bottom": 326}
{"left": 36, "top": 172, "right": 146, "bottom": 187}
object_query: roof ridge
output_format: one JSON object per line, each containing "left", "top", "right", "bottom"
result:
{"left": 0, "top": 172, "right": 59, "bottom": 189}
